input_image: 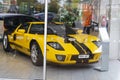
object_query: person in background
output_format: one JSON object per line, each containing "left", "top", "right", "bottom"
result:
{"left": 82, "top": 4, "right": 93, "bottom": 34}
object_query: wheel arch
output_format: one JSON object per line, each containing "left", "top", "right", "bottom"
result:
{"left": 29, "top": 39, "right": 43, "bottom": 54}
{"left": 30, "top": 39, "right": 43, "bottom": 66}
{"left": 30, "top": 39, "right": 37, "bottom": 49}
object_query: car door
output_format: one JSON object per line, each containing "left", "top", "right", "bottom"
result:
{"left": 14, "top": 23, "right": 30, "bottom": 54}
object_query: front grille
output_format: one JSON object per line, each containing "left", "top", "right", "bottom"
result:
{"left": 71, "top": 54, "right": 94, "bottom": 63}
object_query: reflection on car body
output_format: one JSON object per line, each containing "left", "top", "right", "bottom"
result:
{"left": 2, "top": 22, "right": 101, "bottom": 66}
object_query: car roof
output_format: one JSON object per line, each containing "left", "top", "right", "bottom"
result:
{"left": 34, "top": 12, "right": 56, "bottom": 15}
{"left": 0, "top": 13, "right": 27, "bottom": 19}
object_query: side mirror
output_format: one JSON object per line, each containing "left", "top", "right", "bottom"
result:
{"left": 18, "top": 29, "right": 25, "bottom": 33}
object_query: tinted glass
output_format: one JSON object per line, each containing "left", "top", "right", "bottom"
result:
{"left": 29, "top": 24, "right": 44, "bottom": 34}
{"left": 29, "top": 24, "right": 54, "bottom": 34}
{"left": 48, "top": 24, "right": 76, "bottom": 36}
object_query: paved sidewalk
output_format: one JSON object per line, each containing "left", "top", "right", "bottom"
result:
{"left": 0, "top": 43, "right": 120, "bottom": 80}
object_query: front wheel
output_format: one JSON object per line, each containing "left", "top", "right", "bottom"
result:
{"left": 2, "top": 33, "right": 11, "bottom": 52}
{"left": 30, "top": 42, "right": 43, "bottom": 66}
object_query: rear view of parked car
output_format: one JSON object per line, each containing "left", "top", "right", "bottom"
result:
{"left": 34, "top": 12, "right": 56, "bottom": 22}
{"left": 0, "top": 13, "right": 39, "bottom": 40}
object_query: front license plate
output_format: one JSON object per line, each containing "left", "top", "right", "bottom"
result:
{"left": 78, "top": 55, "right": 89, "bottom": 59}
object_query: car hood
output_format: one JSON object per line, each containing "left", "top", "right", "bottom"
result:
{"left": 68, "top": 34, "right": 100, "bottom": 53}
{"left": 69, "top": 34, "right": 99, "bottom": 43}
{"left": 46, "top": 33, "right": 100, "bottom": 54}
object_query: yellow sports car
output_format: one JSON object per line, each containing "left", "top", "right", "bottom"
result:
{"left": 2, "top": 22, "right": 101, "bottom": 66}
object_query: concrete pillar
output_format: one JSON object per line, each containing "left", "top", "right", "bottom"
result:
{"left": 109, "top": 0, "right": 120, "bottom": 59}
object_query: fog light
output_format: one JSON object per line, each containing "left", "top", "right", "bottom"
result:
{"left": 56, "top": 55, "right": 66, "bottom": 61}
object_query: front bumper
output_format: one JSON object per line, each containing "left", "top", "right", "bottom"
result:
{"left": 49, "top": 53, "right": 101, "bottom": 65}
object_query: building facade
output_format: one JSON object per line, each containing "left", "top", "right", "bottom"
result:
{"left": 0, "top": 0, "right": 17, "bottom": 13}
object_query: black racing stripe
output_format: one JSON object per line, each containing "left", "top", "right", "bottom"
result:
{"left": 72, "top": 41, "right": 91, "bottom": 63}
{"left": 75, "top": 41, "right": 94, "bottom": 59}
{"left": 71, "top": 41, "right": 85, "bottom": 55}
{"left": 66, "top": 36, "right": 86, "bottom": 55}
{"left": 10, "top": 42, "right": 22, "bottom": 48}
{"left": 71, "top": 41, "right": 85, "bottom": 63}
{"left": 67, "top": 36, "right": 94, "bottom": 63}
{"left": 9, "top": 42, "right": 30, "bottom": 52}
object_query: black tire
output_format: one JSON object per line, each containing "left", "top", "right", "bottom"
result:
{"left": 30, "top": 41, "right": 43, "bottom": 66}
{"left": 2, "top": 33, "right": 11, "bottom": 52}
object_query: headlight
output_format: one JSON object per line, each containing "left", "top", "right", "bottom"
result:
{"left": 47, "top": 42, "right": 64, "bottom": 50}
{"left": 92, "top": 41, "right": 101, "bottom": 47}
{"left": 56, "top": 54, "right": 66, "bottom": 61}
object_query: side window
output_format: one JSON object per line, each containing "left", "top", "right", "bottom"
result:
{"left": 29, "top": 24, "right": 44, "bottom": 34}
{"left": 18, "top": 23, "right": 30, "bottom": 33}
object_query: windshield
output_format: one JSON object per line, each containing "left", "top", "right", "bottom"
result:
{"left": 48, "top": 24, "right": 76, "bottom": 36}
{"left": 29, "top": 23, "right": 76, "bottom": 36}
{"left": 29, "top": 24, "right": 54, "bottom": 34}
